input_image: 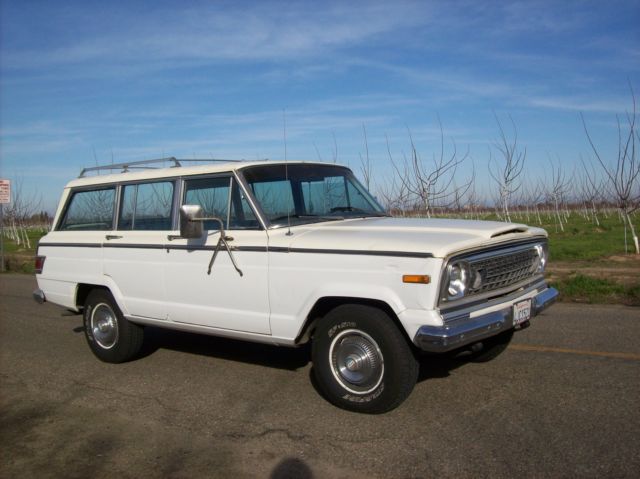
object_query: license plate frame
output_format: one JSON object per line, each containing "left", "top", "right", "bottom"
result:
{"left": 513, "top": 299, "right": 532, "bottom": 326}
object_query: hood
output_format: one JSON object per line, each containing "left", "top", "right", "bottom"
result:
{"left": 277, "top": 217, "right": 547, "bottom": 258}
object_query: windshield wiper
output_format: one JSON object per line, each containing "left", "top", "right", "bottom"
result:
{"left": 270, "top": 214, "right": 344, "bottom": 224}
{"left": 329, "top": 206, "right": 388, "bottom": 217}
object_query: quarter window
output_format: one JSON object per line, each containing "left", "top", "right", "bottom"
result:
{"left": 118, "top": 181, "right": 174, "bottom": 230}
{"left": 59, "top": 188, "right": 116, "bottom": 231}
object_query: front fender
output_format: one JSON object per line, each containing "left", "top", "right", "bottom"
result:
{"left": 269, "top": 283, "right": 408, "bottom": 341}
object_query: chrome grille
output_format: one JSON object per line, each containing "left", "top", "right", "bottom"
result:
{"left": 469, "top": 248, "right": 537, "bottom": 294}
{"left": 440, "top": 241, "right": 545, "bottom": 307}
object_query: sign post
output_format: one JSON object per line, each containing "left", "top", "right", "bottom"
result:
{"left": 0, "top": 179, "right": 11, "bottom": 272}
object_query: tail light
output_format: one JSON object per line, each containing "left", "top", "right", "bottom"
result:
{"left": 35, "top": 256, "right": 46, "bottom": 274}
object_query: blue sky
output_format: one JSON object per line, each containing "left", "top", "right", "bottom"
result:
{"left": 1, "top": 0, "right": 639, "bottom": 212}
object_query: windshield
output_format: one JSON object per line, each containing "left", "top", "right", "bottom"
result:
{"left": 240, "top": 164, "right": 386, "bottom": 227}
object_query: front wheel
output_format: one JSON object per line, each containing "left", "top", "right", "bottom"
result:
{"left": 83, "top": 289, "right": 144, "bottom": 363}
{"left": 312, "top": 304, "right": 419, "bottom": 414}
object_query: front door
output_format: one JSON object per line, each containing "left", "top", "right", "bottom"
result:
{"left": 163, "top": 175, "right": 271, "bottom": 335}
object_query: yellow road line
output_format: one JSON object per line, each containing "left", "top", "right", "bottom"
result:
{"left": 509, "top": 344, "right": 640, "bottom": 361}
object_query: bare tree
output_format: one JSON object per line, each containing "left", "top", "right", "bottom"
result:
{"left": 579, "top": 157, "right": 605, "bottom": 226}
{"left": 545, "top": 160, "right": 571, "bottom": 233}
{"left": 375, "top": 174, "right": 411, "bottom": 215}
{"left": 582, "top": 87, "right": 640, "bottom": 254}
{"left": 488, "top": 114, "right": 526, "bottom": 223}
{"left": 390, "top": 120, "right": 472, "bottom": 218}
{"left": 374, "top": 134, "right": 410, "bottom": 215}
{"left": 526, "top": 180, "right": 546, "bottom": 225}
{"left": 331, "top": 132, "right": 338, "bottom": 164}
{"left": 359, "top": 124, "right": 372, "bottom": 190}
{"left": 463, "top": 173, "right": 481, "bottom": 219}
{"left": 2, "top": 176, "right": 43, "bottom": 249}
{"left": 451, "top": 165, "right": 476, "bottom": 216}
{"left": 313, "top": 142, "right": 323, "bottom": 162}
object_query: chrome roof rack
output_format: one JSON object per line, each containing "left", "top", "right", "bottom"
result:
{"left": 78, "top": 157, "right": 245, "bottom": 178}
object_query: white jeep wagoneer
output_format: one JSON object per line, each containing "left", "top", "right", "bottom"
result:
{"left": 34, "top": 158, "right": 557, "bottom": 413}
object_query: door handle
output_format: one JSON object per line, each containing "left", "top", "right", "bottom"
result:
{"left": 105, "top": 235, "right": 123, "bottom": 240}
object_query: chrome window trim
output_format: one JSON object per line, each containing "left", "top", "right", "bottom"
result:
{"left": 116, "top": 179, "right": 177, "bottom": 231}
{"left": 237, "top": 163, "right": 385, "bottom": 229}
{"left": 233, "top": 170, "right": 268, "bottom": 230}
{"left": 226, "top": 176, "right": 233, "bottom": 229}
{"left": 55, "top": 185, "right": 118, "bottom": 231}
{"left": 112, "top": 184, "right": 121, "bottom": 231}
{"left": 178, "top": 172, "right": 266, "bottom": 231}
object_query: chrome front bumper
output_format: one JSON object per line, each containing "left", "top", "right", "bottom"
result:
{"left": 414, "top": 286, "right": 558, "bottom": 353}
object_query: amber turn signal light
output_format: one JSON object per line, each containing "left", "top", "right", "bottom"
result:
{"left": 402, "top": 274, "right": 430, "bottom": 284}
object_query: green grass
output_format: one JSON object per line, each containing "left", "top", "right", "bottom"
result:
{"left": 1, "top": 229, "right": 47, "bottom": 254}
{"left": 1, "top": 229, "right": 47, "bottom": 273}
{"left": 459, "top": 211, "right": 637, "bottom": 261}
{"left": 542, "top": 215, "right": 635, "bottom": 261}
{"left": 551, "top": 274, "right": 640, "bottom": 306}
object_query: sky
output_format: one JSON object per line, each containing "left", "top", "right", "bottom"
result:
{"left": 1, "top": 0, "right": 639, "bottom": 213}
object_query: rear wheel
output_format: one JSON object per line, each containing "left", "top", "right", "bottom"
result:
{"left": 312, "top": 304, "right": 418, "bottom": 414}
{"left": 83, "top": 289, "right": 144, "bottom": 363}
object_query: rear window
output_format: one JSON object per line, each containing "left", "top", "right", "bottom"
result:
{"left": 58, "top": 188, "right": 116, "bottom": 231}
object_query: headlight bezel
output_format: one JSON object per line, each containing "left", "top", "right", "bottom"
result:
{"left": 446, "top": 260, "right": 471, "bottom": 300}
{"left": 531, "top": 243, "right": 548, "bottom": 274}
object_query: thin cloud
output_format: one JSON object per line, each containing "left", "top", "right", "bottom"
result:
{"left": 527, "top": 96, "right": 633, "bottom": 113}
{"left": 2, "top": 2, "right": 430, "bottom": 69}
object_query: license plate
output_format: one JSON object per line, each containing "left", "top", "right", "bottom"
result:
{"left": 513, "top": 299, "right": 532, "bottom": 326}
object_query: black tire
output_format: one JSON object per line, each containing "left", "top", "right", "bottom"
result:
{"left": 83, "top": 289, "right": 144, "bottom": 363}
{"left": 312, "top": 304, "right": 419, "bottom": 414}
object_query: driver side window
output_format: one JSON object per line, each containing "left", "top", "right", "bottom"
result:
{"left": 183, "top": 176, "right": 259, "bottom": 230}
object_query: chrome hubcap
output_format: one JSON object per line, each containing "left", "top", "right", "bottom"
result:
{"left": 329, "top": 329, "right": 384, "bottom": 394}
{"left": 91, "top": 303, "right": 119, "bottom": 349}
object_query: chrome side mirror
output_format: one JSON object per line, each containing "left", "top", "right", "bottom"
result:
{"left": 176, "top": 205, "right": 242, "bottom": 277}
{"left": 179, "top": 204, "right": 205, "bottom": 239}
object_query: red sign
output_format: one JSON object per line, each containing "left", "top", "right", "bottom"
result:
{"left": 0, "top": 179, "right": 10, "bottom": 204}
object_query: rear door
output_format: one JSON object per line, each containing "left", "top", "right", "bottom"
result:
{"left": 103, "top": 180, "right": 176, "bottom": 319}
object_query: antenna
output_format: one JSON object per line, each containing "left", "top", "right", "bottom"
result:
{"left": 284, "top": 109, "right": 293, "bottom": 236}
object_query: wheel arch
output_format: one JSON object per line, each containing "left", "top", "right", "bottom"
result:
{"left": 295, "top": 296, "right": 410, "bottom": 345}
{"left": 75, "top": 283, "right": 105, "bottom": 309}
{"left": 74, "top": 279, "right": 128, "bottom": 315}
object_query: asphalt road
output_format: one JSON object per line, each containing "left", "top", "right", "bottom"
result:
{"left": 1, "top": 274, "right": 639, "bottom": 479}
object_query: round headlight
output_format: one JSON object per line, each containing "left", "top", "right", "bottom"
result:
{"left": 532, "top": 244, "right": 548, "bottom": 273}
{"left": 447, "top": 261, "right": 470, "bottom": 299}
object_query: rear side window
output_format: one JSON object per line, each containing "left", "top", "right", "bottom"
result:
{"left": 59, "top": 188, "right": 116, "bottom": 231}
{"left": 118, "top": 181, "right": 174, "bottom": 230}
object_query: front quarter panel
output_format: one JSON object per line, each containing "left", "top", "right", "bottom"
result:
{"left": 266, "top": 242, "right": 443, "bottom": 340}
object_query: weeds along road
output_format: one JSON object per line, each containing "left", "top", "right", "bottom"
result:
{"left": 1, "top": 274, "right": 639, "bottom": 479}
